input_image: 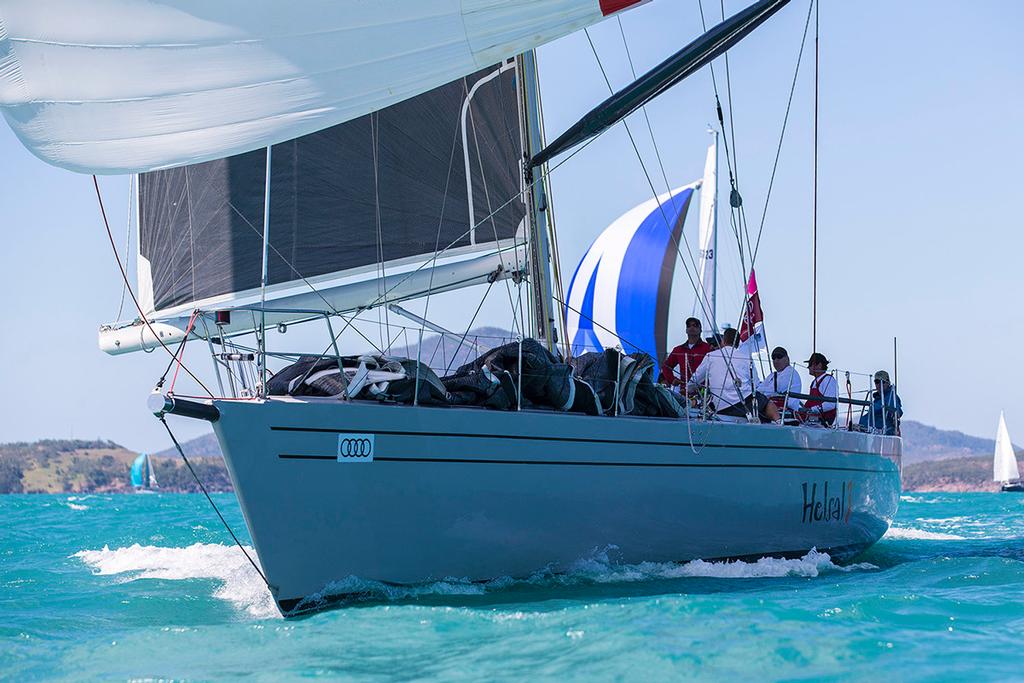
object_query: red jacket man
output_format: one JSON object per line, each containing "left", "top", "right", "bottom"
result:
{"left": 661, "top": 317, "right": 712, "bottom": 386}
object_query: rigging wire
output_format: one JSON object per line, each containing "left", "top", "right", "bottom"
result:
{"left": 749, "top": 0, "right": 816, "bottom": 266}
{"left": 298, "top": 119, "right": 604, "bottom": 366}
{"left": 442, "top": 279, "right": 494, "bottom": 374}
{"left": 696, "top": 0, "right": 754, "bottom": 291}
{"left": 719, "top": 0, "right": 743, "bottom": 195}
{"left": 371, "top": 112, "right": 393, "bottom": 353}
{"left": 615, "top": 15, "right": 673, "bottom": 196}
{"left": 582, "top": 26, "right": 751, "bottom": 403}
{"left": 412, "top": 74, "right": 472, "bottom": 394}
{"left": 466, "top": 69, "right": 523, "bottom": 340}
{"left": 114, "top": 174, "right": 134, "bottom": 321}
{"left": 159, "top": 416, "right": 270, "bottom": 589}
{"left": 582, "top": 27, "right": 718, "bottom": 346}
{"left": 93, "top": 176, "right": 215, "bottom": 397}
{"left": 223, "top": 203, "right": 385, "bottom": 355}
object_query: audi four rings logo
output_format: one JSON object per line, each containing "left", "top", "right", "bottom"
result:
{"left": 337, "top": 434, "right": 375, "bottom": 462}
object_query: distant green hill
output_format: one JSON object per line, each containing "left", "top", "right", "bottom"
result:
{"left": 154, "top": 432, "right": 221, "bottom": 459}
{"left": 899, "top": 420, "right": 1005, "bottom": 464}
{"left": 0, "top": 439, "right": 231, "bottom": 494}
{"left": 903, "top": 456, "right": 996, "bottom": 492}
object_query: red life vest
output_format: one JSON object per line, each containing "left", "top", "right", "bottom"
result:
{"left": 767, "top": 371, "right": 787, "bottom": 410}
{"left": 805, "top": 374, "right": 837, "bottom": 424}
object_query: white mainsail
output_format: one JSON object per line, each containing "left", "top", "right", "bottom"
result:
{"left": 994, "top": 412, "right": 1020, "bottom": 483}
{"left": 0, "top": 0, "right": 645, "bottom": 174}
{"left": 695, "top": 135, "right": 717, "bottom": 329}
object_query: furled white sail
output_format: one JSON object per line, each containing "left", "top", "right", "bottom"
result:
{"left": 994, "top": 412, "right": 1020, "bottom": 483}
{"left": 0, "top": 0, "right": 646, "bottom": 174}
{"left": 695, "top": 136, "right": 717, "bottom": 329}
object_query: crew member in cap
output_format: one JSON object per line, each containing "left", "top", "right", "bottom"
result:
{"left": 757, "top": 346, "right": 802, "bottom": 414}
{"left": 801, "top": 352, "right": 837, "bottom": 426}
{"left": 859, "top": 370, "right": 903, "bottom": 435}
{"left": 662, "top": 317, "right": 712, "bottom": 388}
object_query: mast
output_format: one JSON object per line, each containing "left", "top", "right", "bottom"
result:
{"left": 711, "top": 128, "right": 719, "bottom": 329}
{"left": 518, "top": 50, "right": 557, "bottom": 349}
{"left": 696, "top": 130, "right": 719, "bottom": 332}
{"left": 259, "top": 145, "right": 272, "bottom": 395}
{"left": 811, "top": 0, "right": 819, "bottom": 351}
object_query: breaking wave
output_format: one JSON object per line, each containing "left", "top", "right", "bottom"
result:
{"left": 73, "top": 543, "right": 277, "bottom": 619}
{"left": 883, "top": 526, "right": 966, "bottom": 541}
{"left": 74, "top": 543, "right": 875, "bottom": 619}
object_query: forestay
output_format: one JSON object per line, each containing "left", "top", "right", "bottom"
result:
{"left": 0, "top": 0, "right": 647, "bottom": 174}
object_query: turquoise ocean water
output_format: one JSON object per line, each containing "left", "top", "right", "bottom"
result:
{"left": 2, "top": 492, "right": 1023, "bottom": 680}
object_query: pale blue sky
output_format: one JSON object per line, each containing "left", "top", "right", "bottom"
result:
{"left": 1, "top": 0, "right": 1021, "bottom": 451}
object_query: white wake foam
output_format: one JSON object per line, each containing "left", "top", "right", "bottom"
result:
{"left": 73, "top": 543, "right": 277, "bottom": 619}
{"left": 883, "top": 526, "right": 966, "bottom": 541}
{"left": 554, "top": 546, "right": 875, "bottom": 583}
{"left": 300, "top": 547, "right": 874, "bottom": 610}
{"left": 74, "top": 544, "right": 875, "bottom": 618}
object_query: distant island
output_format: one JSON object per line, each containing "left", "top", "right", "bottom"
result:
{"left": 0, "top": 439, "right": 230, "bottom": 494}
{"left": 0, "top": 419, "right": 1010, "bottom": 494}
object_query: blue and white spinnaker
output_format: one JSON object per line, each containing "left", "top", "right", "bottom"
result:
{"left": 565, "top": 140, "right": 716, "bottom": 362}
{"left": 565, "top": 183, "right": 697, "bottom": 361}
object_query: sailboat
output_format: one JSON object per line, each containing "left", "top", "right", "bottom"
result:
{"left": 994, "top": 412, "right": 1023, "bottom": 492}
{"left": 1, "top": 0, "right": 901, "bottom": 616}
{"left": 129, "top": 453, "right": 158, "bottom": 492}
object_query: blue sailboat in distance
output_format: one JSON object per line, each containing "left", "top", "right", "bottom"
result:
{"left": 130, "top": 453, "right": 158, "bottom": 492}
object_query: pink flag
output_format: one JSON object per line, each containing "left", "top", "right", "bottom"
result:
{"left": 739, "top": 270, "right": 763, "bottom": 342}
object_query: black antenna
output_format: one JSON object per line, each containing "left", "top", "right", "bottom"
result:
{"left": 893, "top": 336, "right": 898, "bottom": 389}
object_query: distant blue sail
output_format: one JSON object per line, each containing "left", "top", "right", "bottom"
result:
{"left": 565, "top": 185, "right": 696, "bottom": 362}
{"left": 130, "top": 453, "right": 154, "bottom": 489}
{"left": 130, "top": 454, "right": 146, "bottom": 488}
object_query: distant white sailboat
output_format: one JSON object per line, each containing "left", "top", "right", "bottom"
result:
{"left": 993, "top": 412, "right": 1023, "bottom": 492}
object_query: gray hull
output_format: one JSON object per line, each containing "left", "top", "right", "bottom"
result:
{"left": 211, "top": 398, "right": 902, "bottom": 614}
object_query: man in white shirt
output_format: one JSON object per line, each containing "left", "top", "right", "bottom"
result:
{"left": 687, "top": 328, "right": 778, "bottom": 422}
{"left": 757, "top": 346, "right": 802, "bottom": 413}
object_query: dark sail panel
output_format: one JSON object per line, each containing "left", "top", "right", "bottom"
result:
{"left": 139, "top": 149, "right": 267, "bottom": 312}
{"left": 140, "top": 62, "right": 525, "bottom": 313}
